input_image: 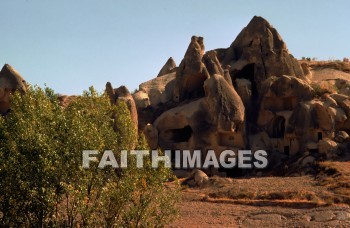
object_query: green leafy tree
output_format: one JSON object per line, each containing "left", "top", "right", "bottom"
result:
{"left": 0, "top": 86, "right": 179, "bottom": 227}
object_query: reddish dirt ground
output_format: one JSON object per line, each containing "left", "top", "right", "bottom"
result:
{"left": 169, "top": 162, "right": 350, "bottom": 227}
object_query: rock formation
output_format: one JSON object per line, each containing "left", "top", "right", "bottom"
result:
{"left": 143, "top": 123, "right": 158, "bottom": 149}
{"left": 106, "top": 82, "right": 138, "bottom": 130}
{"left": 0, "top": 64, "right": 27, "bottom": 115}
{"left": 154, "top": 74, "right": 245, "bottom": 159}
{"left": 5, "top": 15, "right": 350, "bottom": 177}
{"left": 57, "top": 95, "right": 77, "bottom": 108}
{"left": 173, "top": 36, "right": 209, "bottom": 102}
{"left": 157, "top": 57, "right": 176, "bottom": 77}
{"left": 130, "top": 15, "right": 350, "bottom": 176}
{"left": 220, "top": 16, "right": 305, "bottom": 95}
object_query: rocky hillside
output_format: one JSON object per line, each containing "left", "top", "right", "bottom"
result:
{"left": 2, "top": 16, "right": 350, "bottom": 177}
{"left": 128, "top": 16, "right": 350, "bottom": 176}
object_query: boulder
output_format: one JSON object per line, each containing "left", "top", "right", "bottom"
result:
{"left": 0, "top": 64, "right": 27, "bottom": 114}
{"left": 157, "top": 57, "right": 176, "bottom": 77}
{"left": 334, "top": 131, "right": 349, "bottom": 143}
{"left": 318, "top": 138, "right": 338, "bottom": 156}
{"left": 322, "top": 93, "right": 338, "bottom": 108}
{"left": 132, "top": 90, "right": 150, "bottom": 109}
{"left": 327, "top": 106, "right": 347, "bottom": 123}
{"left": 263, "top": 75, "right": 314, "bottom": 102}
{"left": 329, "top": 95, "right": 350, "bottom": 130}
{"left": 313, "top": 102, "right": 334, "bottom": 131}
{"left": 135, "top": 72, "right": 176, "bottom": 108}
{"left": 191, "top": 169, "right": 209, "bottom": 187}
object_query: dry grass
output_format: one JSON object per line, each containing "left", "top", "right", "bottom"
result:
{"left": 198, "top": 176, "right": 334, "bottom": 207}
{"left": 317, "top": 161, "right": 350, "bottom": 204}
{"left": 193, "top": 165, "right": 350, "bottom": 207}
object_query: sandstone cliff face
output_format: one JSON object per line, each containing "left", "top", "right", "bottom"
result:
{"left": 173, "top": 37, "right": 226, "bottom": 102}
{"left": 173, "top": 36, "right": 209, "bottom": 102}
{"left": 221, "top": 16, "right": 305, "bottom": 95}
{"left": 154, "top": 74, "right": 245, "bottom": 156}
{"left": 135, "top": 16, "right": 350, "bottom": 175}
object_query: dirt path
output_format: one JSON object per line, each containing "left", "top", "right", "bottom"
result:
{"left": 169, "top": 189, "right": 350, "bottom": 227}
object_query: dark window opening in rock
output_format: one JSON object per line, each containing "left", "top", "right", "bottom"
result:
{"left": 284, "top": 146, "right": 290, "bottom": 156}
{"left": 170, "top": 125, "right": 193, "bottom": 143}
{"left": 271, "top": 116, "right": 286, "bottom": 138}
{"left": 309, "top": 149, "right": 319, "bottom": 155}
{"left": 234, "top": 63, "right": 255, "bottom": 90}
{"left": 233, "top": 63, "right": 259, "bottom": 127}
{"left": 318, "top": 132, "right": 323, "bottom": 141}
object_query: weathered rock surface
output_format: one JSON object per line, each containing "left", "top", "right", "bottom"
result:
{"left": 0, "top": 64, "right": 27, "bottom": 114}
{"left": 318, "top": 138, "right": 338, "bottom": 157}
{"left": 191, "top": 169, "right": 209, "bottom": 187}
{"left": 102, "top": 16, "right": 350, "bottom": 176}
{"left": 157, "top": 57, "right": 176, "bottom": 77}
{"left": 173, "top": 36, "right": 208, "bottom": 102}
{"left": 154, "top": 74, "right": 245, "bottom": 156}
{"left": 220, "top": 16, "right": 305, "bottom": 95}
{"left": 335, "top": 131, "right": 349, "bottom": 143}
{"left": 173, "top": 37, "right": 226, "bottom": 102}
{"left": 106, "top": 82, "right": 138, "bottom": 129}
{"left": 134, "top": 72, "right": 176, "bottom": 109}
{"left": 143, "top": 123, "right": 158, "bottom": 149}
{"left": 57, "top": 95, "right": 77, "bottom": 108}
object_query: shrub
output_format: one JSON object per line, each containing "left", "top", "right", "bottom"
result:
{"left": 0, "top": 86, "right": 179, "bottom": 227}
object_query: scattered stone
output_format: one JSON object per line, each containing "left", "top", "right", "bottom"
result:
{"left": 191, "top": 169, "right": 209, "bottom": 187}
{"left": 334, "top": 131, "right": 349, "bottom": 143}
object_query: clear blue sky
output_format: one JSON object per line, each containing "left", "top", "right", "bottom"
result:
{"left": 1, "top": 0, "right": 349, "bottom": 95}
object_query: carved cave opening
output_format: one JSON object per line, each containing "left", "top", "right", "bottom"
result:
{"left": 284, "top": 146, "right": 290, "bottom": 156}
{"left": 271, "top": 116, "right": 286, "bottom": 138}
{"left": 169, "top": 125, "right": 193, "bottom": 143}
